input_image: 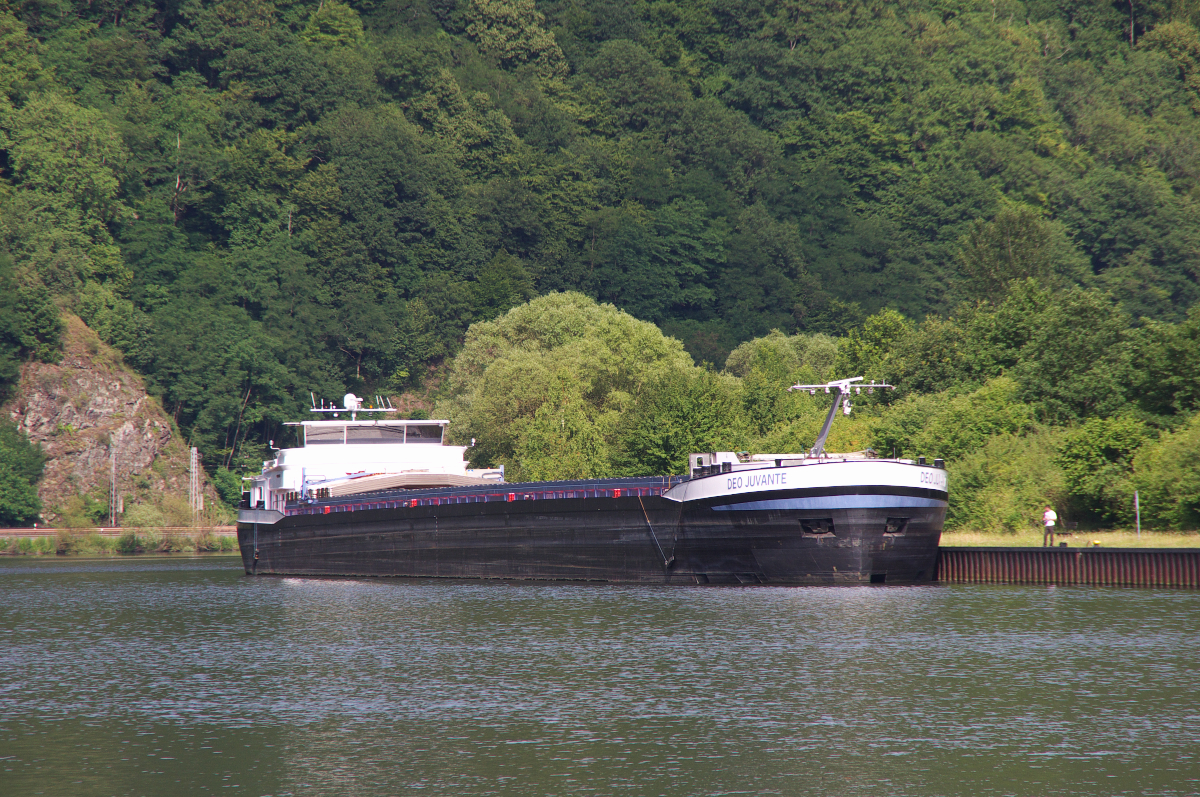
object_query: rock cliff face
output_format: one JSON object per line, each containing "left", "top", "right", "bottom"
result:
{"left": 3, "top": 315, "right": 208, "bottom": 523}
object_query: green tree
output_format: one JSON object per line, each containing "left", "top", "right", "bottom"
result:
{"left": 1132, "top": 412, "right": 1200, "bottom": 529}
{"left": 6, "top": 93, "right": 130, "bottom": 229}
{"left": 965, "top": 281, "right": 1134, "bottom": 421}
{"left": 513, "top": 371, "right": 610, "bottom": 481}
{"left": 1138, "top": 20, "right": 1200, "bottom": 111}
{"left": 1056, "top": 416, "right": 1152, "bottom": 525}
{"left": 3, "top": 93, "right": 131, "bottom": 296}
{"left": 835, "top": 308, "right": 914, "bottom": 380}
{"left": 615, "top": 369, "right": 744, "bottom": 475}
{"left": 0, "top": 257, "right": 63, "bottom": 399}
{"left": 436, "top": 292, "right": 697, "bottom": 472}
{"left": 301, "top": 1, "right": 366, "bottom": 49}
{"left": 0, "top": 420, "right": 44, "bottom": 527}
{"left": 466, "top": 0, "right": 568, "bottom": 79}
{"left": 717, "top": 204, "right": 805, "bottom": 338}
{"left": 1131, "top": 304, "right": 1200, "bottom": 417}
{"left": 724, "top": 330, "right": 838, "bottom": 380}
{"left": 948, "top": 429, "right": 1067, "bottom": 533}
{"left": 473, "top": 249, "right": 535, "bottom": 321}
{"left": 872, "top": 377, "right": 1037, "bottom": 464}
{"left": 0, "top": 11, "right": 42, "bottom": 123}
{"left": 957, "top": 204, "right": 1087, "bottom": 303}
{"left": 886, "top": 314, "right": 973, "bottom": 396}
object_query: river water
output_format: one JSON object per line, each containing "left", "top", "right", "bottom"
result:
{"left": 1, "top": 557, "right": 1197, "bottom": 797}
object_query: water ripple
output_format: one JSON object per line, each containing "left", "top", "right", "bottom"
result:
{"left": 1, "top": 558, "right": 1197, "bottom": 796}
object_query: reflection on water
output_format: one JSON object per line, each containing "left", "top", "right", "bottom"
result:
{"left": 1, "top": 557, "right": 1197, "bottom": 796}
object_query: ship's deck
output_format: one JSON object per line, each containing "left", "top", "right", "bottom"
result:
{"left": 272, "top": 475, "right": 689, "bottom": 517}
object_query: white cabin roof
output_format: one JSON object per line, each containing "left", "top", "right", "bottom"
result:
{"left": 283, "top": 419, "right": 450, "bottom": 447}
{"left": 285, "top": 419, "right": 450, "bottom": 427}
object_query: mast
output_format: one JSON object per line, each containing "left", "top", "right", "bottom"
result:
{"left": 788, "top": 377, "right": 894, "bottom": 458}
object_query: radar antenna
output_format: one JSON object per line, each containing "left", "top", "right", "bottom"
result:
{"left": 788, "top": 377, "right": 894, "bottom": 458}
{"left": 308, "top": 393, "right": 395, "bottom": 421}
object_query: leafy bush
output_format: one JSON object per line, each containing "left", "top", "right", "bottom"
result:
{"left": 1132, "top": 414, "right": 1200, "bottom": 529}
{"left": 54, "top": 529, "right": 79, "bottom": 555}
{"left": 948, "top": 430, "right": 1067, "bottom": 533}
{"left": 56, "top": 492, "right": 109, "bottom": 528}
{"left": 213, "top": 467, "right": 244, "bottom": 507}
{"left": 122, "top": 503, "right": 166, "bottom": 530}
{"left": 116, "top": 531, "right": 143, "bottom": 554}
{"left": 724, "top": 331, "right": 838, "bottom": 380}
{"left": 834, "top": 309, "right": 914, "bottom": 380}
{"left": 1056, "top": 416, "right": 1151, "bottom": 526}
{"left": 872, "top": 377, "right": 1035, "bottom": 463}
{"left": 156, "top": 532, "right": 192, "bottom": 553}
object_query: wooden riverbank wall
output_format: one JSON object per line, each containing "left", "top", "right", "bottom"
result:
{"left": 936, "top": 547, "right": 1200, "bottom": 588}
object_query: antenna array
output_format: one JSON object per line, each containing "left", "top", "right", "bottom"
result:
{"left": 308, "top": 392, "right": 396, "bottom": 421}
{"left": 787, "top": 377, "right": 895, "bottom": 458}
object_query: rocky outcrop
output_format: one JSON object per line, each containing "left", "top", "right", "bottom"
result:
{"left": 3, "top": 315, "right": 207, "bottom": 523}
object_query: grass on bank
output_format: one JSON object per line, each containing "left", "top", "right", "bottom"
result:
{"left": 6, "top": 529, "right": 1194, "bottom": 555}
{"left": 0, "top": 529, "right": 239, "bottom": 556}
{"left": 940, "top": 529, "right": 1200, "bottom": 548}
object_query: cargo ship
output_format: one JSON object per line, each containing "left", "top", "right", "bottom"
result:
{"left": 237, "top": 379, "right": 947, "bottom": 584}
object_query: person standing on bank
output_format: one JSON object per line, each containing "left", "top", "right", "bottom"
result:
{"left": 1043, "top": 505, "right": 1058, "bottom": 547}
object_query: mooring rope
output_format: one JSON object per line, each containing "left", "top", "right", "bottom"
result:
{"left": 639, "top": 495, "right": 673, "bottom": 568}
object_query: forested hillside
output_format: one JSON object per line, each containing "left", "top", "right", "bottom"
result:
{"left": 434, "top": 291, "right": 1199, "bottom": 531}
{"left": 1, "top": 0, "right": 1199, "bottom": 528}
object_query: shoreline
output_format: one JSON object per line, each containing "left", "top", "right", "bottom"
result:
{"left": 940, "top": 529, "right": 1199, "bottom": 548}
{"left": 4, "top": 529, "right": 1197, "bottom": 557}
{"left": 0, "top": 528, "right": 239, "bottom": 556}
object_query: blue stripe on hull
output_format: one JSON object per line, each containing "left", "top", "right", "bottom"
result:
{"left": 713, "top": 495, "right": 948, "bottom": 511}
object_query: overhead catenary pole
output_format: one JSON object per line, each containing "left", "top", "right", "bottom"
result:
{"left": 190, "top": 446, "right": 201, "bottom": 527}
{"left": 109, "top": 448, "right": 117, "bottom": 528}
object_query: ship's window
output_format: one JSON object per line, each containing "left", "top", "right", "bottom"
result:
{"left": 306, "top": 425, "right": 345, "bottom": 445}
{"left": 405, "top": 424, "right": 444, "bottom": 444}
{"left": 800, "top": 518, "right": 835, "bottom": 536}
{"left": 346, "top": 425, "right": 407, "bottom": 444}
{"left": 884, "top": 517, "right": 909, "bottom": 535}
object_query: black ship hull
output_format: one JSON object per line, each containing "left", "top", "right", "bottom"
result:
{"left": 237, "top": 474, "right": 945, "bottom": 585}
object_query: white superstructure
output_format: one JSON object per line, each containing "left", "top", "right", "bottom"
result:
{"left": 244, "top": 418, "right": 503, "bottom": 512}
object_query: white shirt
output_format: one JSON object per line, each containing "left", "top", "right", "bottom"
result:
{"left": 1043, "top": 509, "right": 1057, "bottom": 527}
